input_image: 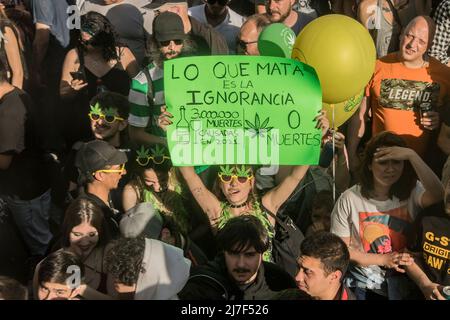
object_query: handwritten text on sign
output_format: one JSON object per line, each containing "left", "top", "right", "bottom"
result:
{"left": 164, "top": 56, "right": 322, "bottom": 165}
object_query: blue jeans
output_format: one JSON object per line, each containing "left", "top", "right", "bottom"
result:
{"left": 7, "top": 189, "right": 52, "bottom": 256}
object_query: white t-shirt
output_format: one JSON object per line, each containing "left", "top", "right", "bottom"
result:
{"left": 330, "top": 182, "right": 425, "bottom": 292}
{"left": 81, "top": 0, "right": 154, "bottom": 65}
{"left": 188, "top": 4, "right": 244, "bottom": 53}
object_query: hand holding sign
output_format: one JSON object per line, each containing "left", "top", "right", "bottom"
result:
{"left": 292, "top": 14, "right": 376, "bottom": 104}
{"left": 164, "top": 56, "right": 322, "bottom": 166}
{"left": 158, "top": 105, "right": 173, "bottom": 132}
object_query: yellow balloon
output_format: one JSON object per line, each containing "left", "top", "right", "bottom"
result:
{"left": 292, "top": 14, "right": 376, "bottom": 104}
{"left": 322, "top": 90, "right": 364, "bottom": 128}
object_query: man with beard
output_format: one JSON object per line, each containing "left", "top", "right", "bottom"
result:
{"left": 178, "top": 215, "right": 296, "bottom": 300}
{"left": 255, "top": 0, "right": 315, "bottom": 35}
{"left": 189, "top": 0, "right": 245, "bottom": 53}
{"left": 128, "top": 11, "right": 190, "bottom": 147}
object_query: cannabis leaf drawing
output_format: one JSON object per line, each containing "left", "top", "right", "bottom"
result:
{"left": 219, "top": 165, "right": 234, "bottom": 176}
{"left": 245, "top": 114, "right": 273, "bottom": 138}
{"left": 90, "top": 103, "right": 103, "bottom": 114}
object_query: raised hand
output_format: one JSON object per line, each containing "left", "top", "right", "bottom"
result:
{"left": 373, "top": 146, "right": 415, "bottom": 162}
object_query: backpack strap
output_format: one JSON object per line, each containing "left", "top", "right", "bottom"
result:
{"left": 264, "top": 207, "right": 298, "bottom": 233}
{"left": 142, "top": 65, "right": 155, "bottom": 106}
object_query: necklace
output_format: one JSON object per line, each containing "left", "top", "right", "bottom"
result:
{"left": 227, "top": 201, "right": 248, "bottom": 209}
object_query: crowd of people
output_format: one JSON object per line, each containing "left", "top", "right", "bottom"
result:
{"left": 0, "top": 0, "right": 449, "bottom": 301}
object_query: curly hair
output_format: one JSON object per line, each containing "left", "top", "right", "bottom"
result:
{"left": 105, "top": 237, "right": 145, "bottom": 286}
{"left": 358, "top": 131, "right": 416, "bottom": 201}
{"left": 79, "top": 11, "right": 120, "bottom": 62}
{"left": 0, "top": 276, "right": 28, "bottom": 300}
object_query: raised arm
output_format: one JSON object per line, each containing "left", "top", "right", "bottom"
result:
{"left": 262, "top": 165, "right": 309, "bottom": 220}
{"left": 262, "top": 110, "right": 329, "bottom": 219}
{"left": 179, "top": 166, "right": 222, "bottom": 225}
{"left": 373, "top": 147, "right": 444, "bottom": 207}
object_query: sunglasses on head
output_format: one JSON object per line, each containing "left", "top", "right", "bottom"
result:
{"left": 206, "top": 0, "right": 229, "bottom": 5}
{"left": 136, "top": 155, "right": 171, "bottom": 166}
{"left": 159, "top": 39, "right": 183, "bottom": 47}
{"left": 218, "top": 173, "right": 253, "bottom": 184}
{"left": 88, "top": 112, "right": 124, "bottom": 124}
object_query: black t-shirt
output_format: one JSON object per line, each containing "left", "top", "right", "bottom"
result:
{"left": 413, "top": 204, "right": 450, "bottom": 286}
{"left": 0, "top": 88, "right": 50, "bottom": 199}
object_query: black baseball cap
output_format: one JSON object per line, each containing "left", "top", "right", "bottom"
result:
{"left": 153, "top": 11, "right": 187, "bottom": 42}
{"left": 75, "top": 140, "right": 128, "bottom": 176}
{"left": 145, "top": 0, "right": 186, "bottom": 10}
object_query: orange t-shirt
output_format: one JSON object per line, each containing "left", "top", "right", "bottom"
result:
{"left": 365, "top": 53, "right": 450, "bottom": 156}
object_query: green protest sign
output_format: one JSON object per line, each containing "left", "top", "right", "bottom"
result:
{"left": 164, "top": 56, "right": 322, "bottom": 166}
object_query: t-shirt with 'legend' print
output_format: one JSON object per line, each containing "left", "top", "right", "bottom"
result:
{"left": 365, "top": 53, "right": 450, "bottom": 156}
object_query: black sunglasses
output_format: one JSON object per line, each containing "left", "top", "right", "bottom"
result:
{"left": 206, "top": 0, "right": 229, "bottom": 5}
{"left": 159, "top": 39, "right": 183, "bottom": 47}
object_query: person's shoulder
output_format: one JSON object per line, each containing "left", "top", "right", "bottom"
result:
{"left": 188, "top": 4, "right": 205, "bottom": 17}
{"left": 179, "top": 261, "right": 230, "bottom": 300}
{"left": 227, "top": 7, "right": 245, "bottom": 23}
{"left": 339, "top": 184, "right": 361, "bottom": 200}
{"left": 298, "top": 11, "right": 315, "bottom": 23}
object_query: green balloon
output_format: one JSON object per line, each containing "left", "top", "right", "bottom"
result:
{"left": 258, "top": 23, "right": 296, "bottom": 58}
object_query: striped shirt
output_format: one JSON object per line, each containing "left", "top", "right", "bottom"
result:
{"left": 128, "top": 63, "right": 166, "bottom": 137}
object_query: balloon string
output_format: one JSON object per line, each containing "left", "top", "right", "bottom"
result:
{"left": 331, "top": 104, "right": 336, "bottom": 204}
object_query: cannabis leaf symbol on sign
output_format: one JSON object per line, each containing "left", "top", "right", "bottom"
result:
{"left": 245, "top": 114, "right": 273, "bottom": 138}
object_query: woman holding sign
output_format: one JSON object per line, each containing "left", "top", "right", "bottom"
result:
{"left": 158, "top": 107, "right": 329, "bottom": 261}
